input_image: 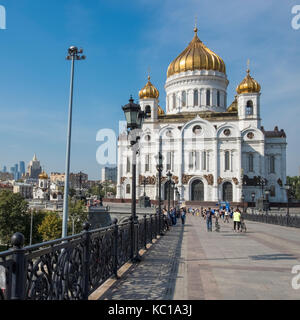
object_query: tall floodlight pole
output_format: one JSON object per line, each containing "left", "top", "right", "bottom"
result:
{"left": 62, "top": 46, "right": 86, "bottom": 238}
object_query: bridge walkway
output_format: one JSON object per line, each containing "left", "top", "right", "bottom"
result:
{"left": 93, "top": 215, "right": 300, "bottom": 300}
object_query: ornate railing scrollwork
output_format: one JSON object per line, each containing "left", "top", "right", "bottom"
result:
{"left": 0, "top": 212, "right": 167, "bottom": 300}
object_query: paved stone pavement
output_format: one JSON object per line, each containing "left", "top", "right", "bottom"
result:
{"left": 99, "top": 216, "right": 300, "bottom": 300}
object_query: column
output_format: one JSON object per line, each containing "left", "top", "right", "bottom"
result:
{"left": 116, "top": 142, "right": 123, "bottom": 199}
{"left": 187, "top": 89, "right": 193, "bottom": 108}
{"left": 213, "top": 138, "right": 218, "bottom": 201}
{"left": 212, "top": 88, "right": 216, "bottom": 107}
{"left": 237, "top": 137, "right": 242, "bottom": 202}
{"left": 178, "top": 132, "right": 184, "bottom": 201}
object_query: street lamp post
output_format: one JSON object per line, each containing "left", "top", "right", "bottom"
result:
{"left": 251, "top": 192, "right": 255, "bottom": 214}
{"left": 173, "top": 186, "right": 177, "bottom": 208}
{"left": 62, "top": 46, "right": 86, "bottom": 238}
{"left": 241, "top": 194, "right": 245, "bottom": 213}
{"left": 29, "top": 210, "right": 33, "bottom": 246}
{"left": 155, "top": 152, "right": 163, "bottom": 235}
{"left": 284, "top": 184, "right": 291, "bottom": 217}
{"left": 167, "top": 171, "right": 172, "bottom": 217}
{"left": 259, "top": 177, "right": 266, "bottom": 199}
{"left": 143, "top": 178, "right": 146, "bottom": 197}
{"left": 265, "top": 190, "right": 270, "bottom": 215}
{"left": 122, "top": 96, "right": 145, "bottom": 262}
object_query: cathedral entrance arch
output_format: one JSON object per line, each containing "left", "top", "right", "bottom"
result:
{"left": 191, "top": 179, "right": 204, "bottom": 201}
{"left": 222, "top": 182, "right": 233, "bottom": 202}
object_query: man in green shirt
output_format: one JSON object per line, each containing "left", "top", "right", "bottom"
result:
{"left": 233, "top": 208, "right": 241, "bottom": 232}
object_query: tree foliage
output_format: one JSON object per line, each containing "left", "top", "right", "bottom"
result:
{"left": 0, "top": 190, "right": 29, "bottom": 246}
{"left": 24, "top": 209, "right": 45, "bottom": 245}
{"left": 286, "top": 176, "right": 300, "bottom": 200}
{"left": 37, "top": 212, "right": 62, "bottom": 242}
{"left": 68, "top": 199, "right": 88, "bottom": 234}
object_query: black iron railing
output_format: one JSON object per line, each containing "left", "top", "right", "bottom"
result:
{"left": 0, "top": 213, "right": 167, "bottom": 300}
{"left": 243, "top": 213, "right": 300, "bottom": 228}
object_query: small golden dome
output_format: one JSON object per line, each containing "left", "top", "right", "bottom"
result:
{"left": 167, "top": 28, "right": 226, "bottom": 78}
{"left": 139, "top": 76, "right": 159, "bottom": 99}
{"left": 39, "top": 171, "right": 48, "bottom": 180}
{"left": 227, "top": 97, "right": 238, "bottom": 112}
{"left": 158, "top": 105, "right": 165, "bottom": 116}
{"left": 236, "top": 69, "right": 261, "bottom": 94}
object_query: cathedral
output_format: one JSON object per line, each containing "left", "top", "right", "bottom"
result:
{"left": 116, "top": 27, "right": 287, "bottom": 204}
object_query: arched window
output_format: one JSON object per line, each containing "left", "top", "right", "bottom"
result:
{"left": 217, "top": 91, "right": 220, "bottom": 107}
{"left": 182, "top": 91, "right": 186, "bottom": 107}
{"left": 248, "top": 153, "right": 254, "bottom": 172}
{"left": 225, "top": 151, "right": 230, "bottom": 171}
{"left": 270, "top": 185, "right": 276, "bottom": 197}
{"left": 246, "top": 100, "right": 253, "bottom": 115}
{"left": 193, "top": 90, "right": 198, "bottom": 106}
{"left": 126, "top": 184, "right": 131, "bottom": 194}
{"left": 145, "top": 105, "right": 151, "bottom": 117}
{"left": 269, "top": 155, "right": 275, "bottom": 174}
{"left": 126, "top": 157, "right": 131, "bottom": 173}
{"left": 172, "top": 93, "right": 176, "bottom": 109}
{"left": 145, "top": 154, "right": 150, "bottom": 172}
{"left": 202, "top": 151, "right": 207, "bottom": 170}
{"left": 206, "top": 89, "right": 211, "bottom": 106}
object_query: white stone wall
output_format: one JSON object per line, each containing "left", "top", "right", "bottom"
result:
{"left": 116, "top": 113, "right": 287, "bottom": 203}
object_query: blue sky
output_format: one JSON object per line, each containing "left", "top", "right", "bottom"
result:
{"left": 0, "top": 0, "right": 299, "bottom": 179}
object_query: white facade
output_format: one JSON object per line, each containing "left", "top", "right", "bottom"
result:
{"left": 116, "top": 33, "right": 287, "bottom": 204}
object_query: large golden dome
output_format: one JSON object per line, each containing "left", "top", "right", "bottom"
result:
{"left": 236, "top": 69, "right": 261, "bottom": 94}
{"left": 167, "top": 28, "right": 226, "bottom": 78}
{"left": 139, "top": 76, "right": 159, "bottom": 99}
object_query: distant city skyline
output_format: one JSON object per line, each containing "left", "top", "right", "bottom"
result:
{"left": 0, "top": 1, "right": 299, "bottom": 179}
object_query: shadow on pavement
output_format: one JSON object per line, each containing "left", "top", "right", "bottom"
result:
{"left": 99, "top": 225, "right": 185, "bottom": 300}
{"left": 249, "top": 253, "right": 298, "bottom": 261}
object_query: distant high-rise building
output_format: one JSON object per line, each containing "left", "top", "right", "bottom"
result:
{"left": 19, "top": 161, "right": 25, "bottom": 177}
{"left": 101, "top": 166, "right": 117, "bottom": 183}
{"left": 26, "top": 154, "right": 42, "bottom": 180}
{"left": 2, "top": 166, "right": 7, "bottom": 173}
{"left": 14, "top": 164, "right": 19, "bottom": 180}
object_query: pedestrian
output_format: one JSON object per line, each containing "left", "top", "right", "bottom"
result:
{"left": 162, "top": 208, "right": 170, "bottom": 231}
{"left": 233, "top": 208, "right": 241, "bottom": 232}
{"left": 214, "top": 209, "right": 220, "bottom": 232}
{"left": 206, "top": 207, "right": 213, "bottom": 232}
{"left": 240, "top": 214, "right": 247, "bottom": 232}
{"left": 224, "top": 209, "right": 230, "bottom": 223}
{"left": 203, "top": 208, "right": 207, "bottom": 220}
{"left": 171, "top": 207, "right": 177, "bottom": 225}
{"left": 181, "top": 207, "right": 186, "bottom": 225}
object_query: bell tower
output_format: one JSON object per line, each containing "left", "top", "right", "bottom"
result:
{"left": 139, "top": 76, "right": 159, "bottom": 122}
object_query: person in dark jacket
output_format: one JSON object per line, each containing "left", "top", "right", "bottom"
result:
{"left": 181, "top": 207, "right": 186, "bottom": 225}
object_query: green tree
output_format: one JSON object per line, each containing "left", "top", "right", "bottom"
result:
{"left": 89, "top": 185, "right": 105, "bottom": 198}
{"left": 38, "top": 212, "right": 62, "bottom": 242}
{"left": 24, "top": 209, "right": 47, "bottom": 245}
{"left": 69, "top": 199, "right": 88, "bottom": 234}
{"left": 287, "top": 176, "right": 300, "bottom": 200}
{"left": 58, "top": 186, "right": 76, "bottom": 198}
{"left": 0, "top": 190, "right": 29, "bottom": 247}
